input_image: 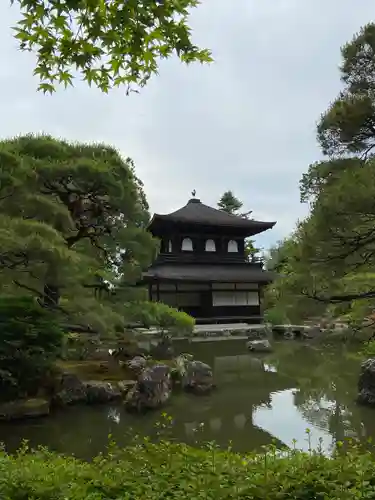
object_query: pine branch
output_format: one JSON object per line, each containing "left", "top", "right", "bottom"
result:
{"left": 303, "top": 288, "right": 375, "bottom": 303}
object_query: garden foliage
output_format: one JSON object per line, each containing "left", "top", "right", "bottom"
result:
{"left": 1, "top": 438, "right": 375, "bottom": 499}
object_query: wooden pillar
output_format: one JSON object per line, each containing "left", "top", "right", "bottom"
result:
{"left": 258, "top": 284, "right": 263, "bottom": 319}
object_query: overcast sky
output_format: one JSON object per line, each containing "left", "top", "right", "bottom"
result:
{"left": 1, "top": 1, "right": 374, "bottom": 250}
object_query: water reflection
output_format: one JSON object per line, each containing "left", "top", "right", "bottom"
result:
{"left": 254, "top": 389, "right": 335, "bottom": 454}
{"left": 107, "top": 407, "right": 121, "bottom": 424}
{"left": 0, "top": 340, "right": 375, "bottom": 458}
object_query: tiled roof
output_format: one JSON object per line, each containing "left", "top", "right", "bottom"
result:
{"left": 149, "top": 198, "right": 276, "bottom": 234}
{"left": 143, "top": 263, "right": 275, "bottom": 283}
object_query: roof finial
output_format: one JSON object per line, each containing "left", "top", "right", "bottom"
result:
{"left": 191, "top": 189, "right": 196, "bottom": 198}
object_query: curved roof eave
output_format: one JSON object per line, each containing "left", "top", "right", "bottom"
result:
{"left": 147, "top": 198, "right": 276, "bottom": 232}
{"left": 148, "top": 213, "right": 276, "bottom": 230}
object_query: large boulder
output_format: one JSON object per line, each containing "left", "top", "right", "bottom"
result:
{"left": 117, "top": 380, "right": 137, "bottom": 397}
{"left": 246, "top": 339, "right": 272, "bottom": 353}
{"left": 125, "top": 364, "right": 172, "bottom": 412}
{"left": 0, "top": 398, "right": 50, "bottom": 421}
{"left": 126, "top": 355, "right": 147, "bottom": 378}
{"left": 53, "top": 373, "right": 123, "bottom": 405}
{"left": 84, "top": 381, "right": 122, "bottom": 404}
{"left": 53, "top": 372, "right": 87, "bottom": 405}
{"left": 182, "top": 360, "right": 215, "bottom": 395}
{"left": 358, "top": 358, "right": 375, "bottom": 406}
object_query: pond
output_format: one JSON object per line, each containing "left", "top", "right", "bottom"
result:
{"left": 0, "top": 339, "right": 373, "bottom": 459}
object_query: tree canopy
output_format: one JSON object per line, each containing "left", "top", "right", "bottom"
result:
{"left": 11, "top": 0, "right": 212, "bottom": 93}
{"left": 0, "top": 134, "right": 193, "bottom": 335}
{"left": 217, "top": 190, "right": 260, "bottom": 262}
{"left": 264, "top": 23, "right": 375, "bottom": 327}
{"left": 217, "top": 191, "right": 244, "bottom": 216}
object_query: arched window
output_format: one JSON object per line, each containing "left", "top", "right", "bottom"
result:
{"left": 181, "top": 237, "right": 193, "bottom": 251}
{"left": 205, "top": 239, "right": 216, "bottom": 252}
{"left": 167, "top": 240, "right": 172, "bottom": 252}
{"left": 228, "top": 240, "right": 238, "bottom": 253}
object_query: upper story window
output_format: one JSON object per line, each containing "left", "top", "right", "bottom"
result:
{"left": 228, "top": 240, "right": 238, "bottom": 253}
{"left": 181, "top": 237, "right": 193, "bottom": 251}
{"left": 205, "top": 239, "right": 216, "bottom": 252}
{"left": 167, "top": 240, "right": 172, "bottom": 252}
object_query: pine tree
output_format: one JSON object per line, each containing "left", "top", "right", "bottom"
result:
{"left": 217, "top": 191, "right": 260, "bottom": 262}
{"left": 0, "top": 134, "right": 158, "bottom": 333}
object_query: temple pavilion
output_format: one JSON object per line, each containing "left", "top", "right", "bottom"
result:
{"left": 142, "top": 196, "right": 276, "bottom": 324}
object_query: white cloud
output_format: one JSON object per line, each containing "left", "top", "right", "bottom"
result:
{"left": 1, "top": 0, "right": 374, "bottom": 248}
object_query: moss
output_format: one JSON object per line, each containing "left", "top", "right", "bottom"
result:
{"left": 146, "top": 359, "right": 175, "bottom": 368}
{"left": 56, "top": 360, "right": 134, "bottom": 382}
{"left": 0, "top": 398, "right": 50, "bottom": 420}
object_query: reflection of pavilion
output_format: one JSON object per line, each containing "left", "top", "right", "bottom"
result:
{"left": 170, "top": 353, "right": 293, "bottom": 451}
{"left": 182, "top": 412, "right": 286, "bottom": 450}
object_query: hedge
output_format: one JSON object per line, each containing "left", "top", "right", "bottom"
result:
{"left": 0, "top": 437, "right": 375, "bottom": 499}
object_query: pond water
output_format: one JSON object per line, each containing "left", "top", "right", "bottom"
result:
{"left": 0, "top": 339, "right": 373, "bottom": 459}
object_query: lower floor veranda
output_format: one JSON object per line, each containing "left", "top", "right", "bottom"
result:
{"left": 147, "top": 281, "right": 263, "bottom": 324}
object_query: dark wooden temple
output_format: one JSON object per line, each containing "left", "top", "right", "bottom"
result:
{"left": 142, "top": 197, "right": 276, "bottom": 324}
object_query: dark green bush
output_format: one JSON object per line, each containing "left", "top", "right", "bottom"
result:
{"left": 1, "top": 439, "right": 375, "bottom": 499}
{"left": 0, "top": 296, "right": 63, "bottom": 401}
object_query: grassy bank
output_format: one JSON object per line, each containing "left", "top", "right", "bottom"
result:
{"left": 1, "top": 438, "right": 375, "bottom": 499}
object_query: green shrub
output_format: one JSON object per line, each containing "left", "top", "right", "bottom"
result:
{"left": 361, "top": 339, "right": 375, "bottom": 357}
{"left": 263, "top": 306, "right": 288, "bottom": 325}
{"left": 0, "top": 296, "right": 63, "bottom": 401}
{"left": 1, "top": 439, "right": 375, "bottom": 499}
{"left": 62, "top": 332, "right": 101, "bottom": 360}
{"left": 124, "top": 301, "right": 195, "bottom": 337}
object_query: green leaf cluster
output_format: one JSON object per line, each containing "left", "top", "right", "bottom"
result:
{"left": 2, "top": 438, "right": 375, "bottom": 499}
{"left": 0, "top": 295, "right": 63, "bottom": 402}
{"left": 265, "top": 22, "right": 375, "bottom": 325}
{"left": 11, "top": 0, "right": 212, "bottom": 93}
{"left": 124, "top": 300, "right": 195, "bottom": 335}
{"left": 0, "top": 134, "right": 158, "bottom": 334}
{"left": 317, "top": 23, "right": 375, "bottom": 157}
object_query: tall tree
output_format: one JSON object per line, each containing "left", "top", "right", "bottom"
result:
{"left": 263, "top": 229, "right": 327, "bottom": 324}
{"left": 317, "top": 23, "right": 375, "bottom": 158}
{"left": 217, "top": 191, "right": 244, "bottom": 216}
{"left": 0, "top": 134, "right": 158, "bottom": 333}
{"left": 217, "top": 190, "right": 260, "bottom": 262}
{"left": 265, "top": 23, "right": 375, "bottom": 324}
{"left": 11, "top": 0, "right": 212, "bottom": 93}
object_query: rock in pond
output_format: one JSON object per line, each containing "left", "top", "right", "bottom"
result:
{"left": 53, "top": 372, "right": 123, "bottom": 405}
{"left": 84, "top": 381, "right": 122, "bottom": 404}
{"left": 117, "top": 380, "right": 137, "bottom": 396}
{"left": 246, "top": 327, "right": 269, "bottom": 340}
{"left": 246, "top": 339, "right": 272, "bottom": 353}
{"left": 125, "top": 364, "right": 171, "bottom": 412}
{"left": 182, "top": 360, "right": 215, "bottom": 395}
{"left": 53, "top": 372, "right": 87, "bottom": 405}
{"left": 126, "top": 356, "right": 147, "bottom": 378}
{"left": 0, "top": 398, "right": 50, "bottom": 421}
{"left": 358, "top": 358, "right": 375, "bottom": 406}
